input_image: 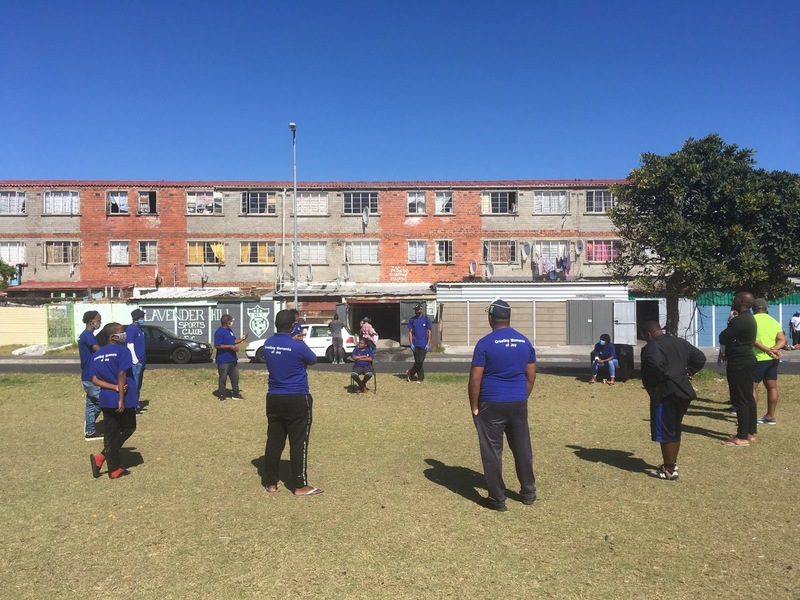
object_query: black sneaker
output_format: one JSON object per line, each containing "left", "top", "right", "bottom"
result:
{"left": 647, "top": 465, "right": 679, "bottom": 480}
{"left": 230, "top": 394, "right": 245, "bottom": 400}
{"left": 482, "top": 497, "right": 508, "bottom": 512}
{"left": 84, "top": 431, "right": 103, "bottom": 441}
{"left": 89, "top": 454, "right": 101, "bottom": 479}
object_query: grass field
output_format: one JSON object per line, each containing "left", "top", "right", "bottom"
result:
{"left": 1, "top": 367, "right": 798, "bottom": 599}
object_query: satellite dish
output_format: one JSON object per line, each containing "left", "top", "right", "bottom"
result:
{"left": 306, "top": 264, "right": 313, "bottom": 281}
{"left": 486, "top": 263, "right": 495, "bottom": 280}
{"left": 468, "top": 259, "right": 477, "bottom": 276}
{"left": 521, "top": 242, "right": 531, "bottom": 260}
{"left": 342, "top": 263, "right": 351, "bottom": 281}
{"left": 575, "top": 239, "right": 584, "bottom": 254}
{"left": 361, "top": 206, "right": 370, "bottom": 226}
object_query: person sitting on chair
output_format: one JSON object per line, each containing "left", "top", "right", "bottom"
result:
{"left": 351, "top": 338, "right": 374, "bottom": 394}
{"left": 590, "top": 333, "right": 619, "bottom": 385}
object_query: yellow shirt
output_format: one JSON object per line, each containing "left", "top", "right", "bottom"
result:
{"left": 753, "top": 313, "right": 783, "bottom": 361}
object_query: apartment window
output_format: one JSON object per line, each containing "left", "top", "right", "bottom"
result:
{"left": 107, "top": 191, "right": 129, "bottom": 214}
{"left": 345, "top": 240, "right": 379, "bottom": 264}
{"left": 241, "top": 191, "right": 276, "bottom": 215}
{"left": 435, "top": 191, "right": 454, "bottom": 215}
{"left": 45, "top": 241, "right": 80, "bottom": 264}
{"left": 483, "top": 240, "right": 517, "bottom": 263}
{"left": 344, "top": 191, "right": 378, "bottom": 215}
{"left": 0, "top": 241, "right": 26, "bottom": 264}
{"left": 109, "top": 241, "right": 130, "bottom": 265}
{"left": 586, "top": 240, "right": 620, "bottom": 262}
{"left": 42, "top": 191, "right": 79, "bottom": 215}
{"left": 0, "top": 191, "right": 26, "bottom": 214}
{"left": 536, "top": 240, "right": 567, "bottom": 260}
{"left": 482, "top": 191, "right": 518, "bottom": 214}
{"left": 138, "top": 241, "right": 158, "bottom": 264}
{"left": 534, "top": 191, "right": 568, "bottom": 214}
{"left": 407, "top": 191, "right": 426, "bottom": 215}
{"left": 187, "top": 191, "right": 222, "bottom": 214}
{"left": 408, "top": 240, "right": 426, "bottom": 264}
{"left": 297, "top": 241, "right": 327, "bottom": 264}
{"left": 296, "top": 191, "right": 329, "bottom": 215}
{"left": 187, "top": 241, "right": 225, "bottom": 264}
{"left": 585, "top": 190, "right": 614, "bottom": 213}
{"left": 240, "top": 241, "right": 276, "bottom": 264}
{"left": 138, "top": 191, "right": 157, "bottom": 214}
{"left": 435, "top": 240, "right": 454, "bottom": 263}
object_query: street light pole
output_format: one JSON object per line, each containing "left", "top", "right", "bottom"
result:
{"left": 289, "top": 122, "right": 298, "bottom": 308}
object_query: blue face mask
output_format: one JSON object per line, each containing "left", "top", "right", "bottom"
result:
{"left": 599, "top": 340, "right": 606, "bottom": 346}
{"left": 137, "top": 319, "right": 145, "bottom": 325}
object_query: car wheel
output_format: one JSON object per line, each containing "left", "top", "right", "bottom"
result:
{"left": 172, "top": 346, "right": 192, "bottom": 364}
{"left": 325, "top": 346, "right": 334, "bottom": 363}
{"left": 255, "top": 347, "right": 265, "bottom": 363}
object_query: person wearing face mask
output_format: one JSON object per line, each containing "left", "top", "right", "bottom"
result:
{"left": 407, "top": 303, "right": 432, "bottom": 383}
{"left": 79, "top": 310, "right": 103, "bottom": 440}
{"left": 89, "top": 322, "right": 139, "bottom": 480}
{"left": 126, "top": 309, "right": 147, "bottom": 414}
{"left": 214, "top": 314, "right": 248, "bottom": 401}
{"left": 590, "top": 333, "right": 619, "bottom": 384}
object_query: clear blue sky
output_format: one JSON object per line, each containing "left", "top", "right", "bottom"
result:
{"left": 1, "top": 0, "right": 798, "bottom": 181}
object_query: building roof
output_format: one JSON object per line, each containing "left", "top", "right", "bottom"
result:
{"left": 0, "top": 179, "right": 627, "bottom": 190}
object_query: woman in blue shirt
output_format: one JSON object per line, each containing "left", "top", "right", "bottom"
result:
{"left": 89, "top": 322, "right": 139, "bottom": 480}
{"left": 590, "top": 333, "right": 619, "bottom": 385}
{"left": 350, "top": 338, "right": 374, "bottom": 393}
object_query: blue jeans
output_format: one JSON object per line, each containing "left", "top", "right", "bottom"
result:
{"left": 132, "top": 362, "right": 145, "bottom": 394}
{"left": 82, "top": 380, "right": 101, "bottom": 435}
{"left": 592, "top": 359, "right": 619, "bottom": 378}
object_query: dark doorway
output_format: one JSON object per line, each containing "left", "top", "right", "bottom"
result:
{"left": 635, "top": 300, "right": 660, "bottom": 339}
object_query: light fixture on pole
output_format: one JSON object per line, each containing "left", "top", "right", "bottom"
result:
{"left": 289, "top": 122, "right": 298, "bottom": 308}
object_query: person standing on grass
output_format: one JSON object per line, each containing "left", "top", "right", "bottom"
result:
{"left": 407, "top": 303, "right": 432, "bottom": 383}
{"left": 262, "top": 309, "right": 323, "bottom": 497}
{"left": 126, "top": 308, "right": 147, "bottom": 414}
{"left": 214, "top": 314, "right": 248, "bottom": 401}
{"left": 719, "top": 291, "right": 758, "bottom": 447}
{"left": 752, "top": 299, "right": 785, "bottom": 426}
{"left": 350, "top": 338, "right": 374, "bottom": 393}
{"left": 89, "top": 322, "right": 139, "bottom": 480}
{"left": 468, "top": 299, "right": 537, "bottom": 512}
{"left": 640, "top": 321, "right": 706, "bottom": 481}
{"left": 328, "top": 313, "right": 345, "bottom": 364}
{"left": 79, "top": 310, "right": 103, "bottom": 441}
{"left": 790, "top": 311, "right": 800, "bottom": 347}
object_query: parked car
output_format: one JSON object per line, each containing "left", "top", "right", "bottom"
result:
{"left": 140, "top": 324, "right": 213, "bottom": 364}
{"left": 246, "top": 323, "right": 357, "bottom": 363}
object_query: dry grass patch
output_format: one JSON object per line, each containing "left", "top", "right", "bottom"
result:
{"left": 1, "top": 369, "right": 798, "bottom": 599}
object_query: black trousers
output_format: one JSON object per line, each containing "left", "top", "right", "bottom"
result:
{"left": 727, "top": 360, "right": 757, "bottom": 439}
{"left": 101, "top": 407, "right": 137, "bottom": 472}
{"left": 409, "top": 346, "right": 428, "bottom": 380}
{"left": 264, "top": 393, "right": 313, "bottom": 489}
{"left": 473, "top": 400, "right": 536, "bottom": 504}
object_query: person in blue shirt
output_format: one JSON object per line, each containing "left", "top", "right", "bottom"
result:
{"left": 213, "top": 314, "right": 248, "bottom": 401}
{"left": 469, "top": 299, "right": 537, "bottom": 512}
{"left": 89, "top": 322, "right": 140, "bottom": 480}
{"left": 262, "top": 309, "right": 323, "bottom": 497}
{"left": 590, "top": 333, "right": 619, "bottom": 385}
{"left": 291, "top": 309, "right": 305, "bottom": 340}
{"left": 126, "top": 308, "right": 147, "bottom": 412}
{"left": 350, "top": 338, "right": 374, "bottom": 393}
{"left": 406, "top": 303, "right": 432, "bottom": 383}
{"left": 78, "top": 310, "right": 103, "bottom": 440}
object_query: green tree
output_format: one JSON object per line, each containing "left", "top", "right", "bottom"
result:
{"left": 609, "top": 134, "right": 800, "bottom": 335}
{"left": 0, "top": 259, "right": 16, "bottom": 289}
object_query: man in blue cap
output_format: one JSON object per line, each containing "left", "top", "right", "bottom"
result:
{"left": 407, "top": 303, "right": 432, "bottom": 383}
{"left": 469, "top": 299, "right": 537, "bottom": 511}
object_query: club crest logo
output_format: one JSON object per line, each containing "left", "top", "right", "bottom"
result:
{"left": 247, "top": 305, "right": 271, "bottom": 338}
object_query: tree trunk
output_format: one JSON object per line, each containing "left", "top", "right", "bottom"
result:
{"left": 665, "top": 295, "right": 680, "bottom": 337}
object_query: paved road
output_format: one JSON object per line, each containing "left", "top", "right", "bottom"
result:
{"left": 4, "top": 348, "right": 800, "bottom": 376}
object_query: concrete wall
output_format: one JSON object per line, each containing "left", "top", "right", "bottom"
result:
{"left": 0, "top": 306, "right": 49, "bottom": 345}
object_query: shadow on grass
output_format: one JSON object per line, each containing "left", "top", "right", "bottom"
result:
{"left": 119, "top": 448, "right": 144, "bottom": 468}
{"left": 423, "top": 458, "right": 486, "bottom": 507}
{"left": 566, "top": 445, "right": 654, "bottom": 473}
{"left": 250, "top": 456, "right": 293, "bottom": 489}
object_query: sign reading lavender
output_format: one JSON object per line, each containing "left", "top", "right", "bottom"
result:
{"left": 143, "top": 301, "right": 278, "bottom": 343}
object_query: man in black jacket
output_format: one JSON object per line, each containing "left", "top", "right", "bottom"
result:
{"left": 640, "top": 321, "right": 707, "bottom": 480}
